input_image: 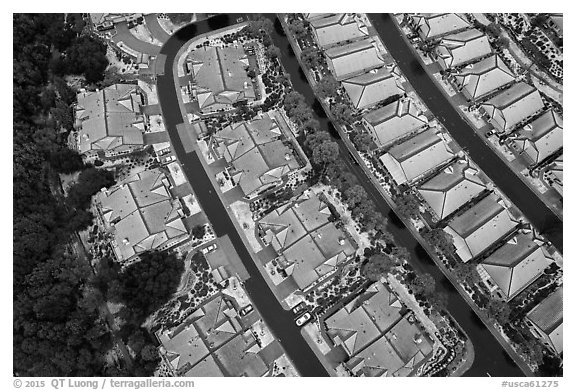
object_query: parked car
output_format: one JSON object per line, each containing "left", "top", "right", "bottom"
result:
{"left": 239, "top": 304, "right": 254, "bottom": 317}
{"left": 295, "top": 312, "right": 313, "bottom": 327}
{"left": 291, "top": 302, "right": 308, "bottom": 316}
{"left": 201, "top": 243, "right": 217, "bottom": 254}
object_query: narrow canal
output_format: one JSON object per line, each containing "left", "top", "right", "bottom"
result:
{"left": 157, "top": 14, "right": 329, "bottom": 377}
{"left": 264, "top": 14, "right": 525, "bottom": 377}
{"left": 369, "top": 14, "right": 562, "bottom": 253}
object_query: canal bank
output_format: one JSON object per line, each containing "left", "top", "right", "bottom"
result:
{"left": 266, "top": 14, "right": 525, "bottom": 377}
{"left": 369, "top": 14, "right": 562, "bottom": 253}
{"left": 155, "top": 14, "right": 329, "bottom": 377}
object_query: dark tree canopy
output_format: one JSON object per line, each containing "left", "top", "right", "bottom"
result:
{"left": 361, "top": 253, "right": 397, "bottom": 281}
{"left": 66, "top": 167, "right": 115, "bottom": 210}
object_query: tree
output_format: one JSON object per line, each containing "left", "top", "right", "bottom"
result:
{"left": 330, "top": 102, "right": 353, "bottom": 124}
{"left": 410, "top": 273, "right": 436, "bottom": 296}
{"left": 429, "top": 291, "right": 449, "bottom": 311}
{"left": 109, "top": 251, "right": 184, "bottom": 324}
{"left": 167, "top": 14, "right": 193, "bottom": 24}
{"left": 531, "top": 14, "right": 549, "bottom": 28}
{"left": 283, "top": 91, "right": 306, "bottom": 114}
{"left": 301, "top": 47, "right": 322, "bottom": 70}
{"left": 351, "top": 132, "right": 373, "bottom": 152}
{"left": 494, "top": 36, "right": 510, "bottom": 49}
{"left": 362, "top": 253, "right": 397, "bottom": 281}
{"left": 344, "top": 185, "right": 368, "bottom": 207}
{"left": 312, "top": 140, "right": 339, "bottom": 166}
{"left": 288, "top": 19, "right": 308, "bottom": 40}
{"left": 485, "top": 22, "right": 502, "bottom": 37}
{"left": 314, "top": 75, "right": 339, "bottom": 99}
{"left": 486, "top": 299, "right": 511, "bottom": 323}
{"left": 66, "top": 167, "right": 115, "bottom": 210}
{"left": 395, "top": 192, "right": 421, "bottom": 219}
{"left": 305, "top": 130, "right": 330, "bottom": 150}
{"left": 390, "top": 246, "right": 410, "bottom": 263}
{"left": 518, "top": 340, "right": 545, "bottom": 366}
{"left": 266, "top": 45, "right": 281, "bottom": 59}
{"left": 49, "top": 147, "right": 85, "bottom": 174}
{"left": 62, "top": 36, "right": 109, "bottom": 84}
{"left": 422, "top": 228, "right": 455, "bottom": 254}
{"left": 452, "top": 262, "right": 481, "bottom": 287}
{"left": 192, "top": 225, "right": 206, "bottom": 240}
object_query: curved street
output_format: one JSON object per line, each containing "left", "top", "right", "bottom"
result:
{"left": 155, "top": 15, "right": 329, "bottom": 377}
{"left": 369, "top": 14, "right": 562, "bottom": 253}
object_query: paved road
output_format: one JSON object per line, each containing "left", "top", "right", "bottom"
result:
{"left": 144, "top": 14, "right": 171, "bottom": 43}
{"left": 155, "top": 14, "right": 329, "bottom": 377}
{"left": 269, "top": 14, "right": 525, "bottom": 377}
{"left": 111, "top": 21, "right": 161, "bottom": 56}
{"left": 369, "top": 14, "right": 563, "bottom": 253}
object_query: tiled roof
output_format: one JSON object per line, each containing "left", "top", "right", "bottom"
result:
{"left": 513, "top": 110, "right": 563, "bottom": 165}
{"left": 481, "top": 232, "right": 553, "bottom": 299}
{"left": 310, "top": 13, "right": 369, "bottom": 48}
{"left": 342, "top": 67, "right": 403, "bottom": 109}
{"left": 325, "top": 37, "right": 386, "bottom": 80}
{"left": 444, "top": 193, "right": 517, "bottom": 262}
{"left": 380, "top": 129, "right": 455, "bottom": 185}
{"left": 418, "top": 160, "right": 486, "bottom": 220}
{"left": 454, "top": 54, "right": 515, "bottom": 100}
{"left": 526, "top": 286, "right": 563, "bottom": 353}
{"left": 411, "top": 13, "right": 470, "bottom": 40}
{"left": 436, "top": 29, "right": 492, "bottom": 69}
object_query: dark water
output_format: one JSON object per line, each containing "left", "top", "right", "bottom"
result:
{"left": 369, "top": 14, "right": 562, "bottom": 253}
{"left": 263, "top": 14, "right": 525, "bottom": 377}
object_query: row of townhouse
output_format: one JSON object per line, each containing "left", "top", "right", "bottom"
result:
{"left": 310, "top": 13, "right": 563, "bottom": 358}
{"left": 413, "top": 14, "right": 564, "bottom": 196}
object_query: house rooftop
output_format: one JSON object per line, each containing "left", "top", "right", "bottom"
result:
{"left": 188, "top": 45, "right": 255, "bottom": 110}
{"left": 436, "top": 28, "right": 492, "bottom": 68}
{"left": 310, "top": 13, "right": 368, "bottom": 48}
{"left": 481, "top": 231, "right": 553, "bottom": 299}
{"left": 454, "top": 54, "right": 515, "bottom": 100}
{"left": 482, "top": 82, "right": 544, "bottom": 131}
{"left": 411, "top": 13, "right": 470, "bottom": 40}
{"left": 444, "top": 193, "right": 517, "bottom": 262}
{"left": 514, "top": 110, "right": 563, "bottom": 165}
{"left": 418, "top": 160, "right": 487, "bottom": 220}
{"left": 527, "top": 286, "right": 563, "bottom": 353}
{"left": 325, "top": 37, "right": 386, "bottom": 80}
{"left": 342, "top": 67, "right": 403, "bottom": 109}
{"left": 363, "top": 98, "right": 427, "bottom": 147}
{"left": 380, "top": 128, "right": 455, "bottom": 184}
{"left": 385, "top": 316, "right": 433, "bottom": 365}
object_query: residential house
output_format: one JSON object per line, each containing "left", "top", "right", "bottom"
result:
{"left": 525, "top": 286, "right": 563, "bottom": 354}
{"left": 302, "top": 13, "right": 335, "bottom": 21}
{"left": 342, "top": 67, "right": 404, "bottom": 110}
{"left": 443, "top": 193, "right": 518, "bottom": 263}
{"left": 187, "top": 45, "right": 256, "bottom": 113}
{"left": 258, "top": 191, "right": 357, "bottom": 290}
{"left": 75, "top": 84, "right": 146, "bottom": 160}
{"left": 310, "top": 13, "right": 369, "bottom": 49}
{"left": 96, "top": 168, "right": 189, "bottom": 262}
{"left": 543, "top": 153, "right": 563, "bottom": 196}
{"left": 548, "top": 14, "right": 563, "bottom": 37}
{"left": 212, "top": 112, "right": 304, "bottom": 199}
{"left": 90, "top": 13, "right": 143, "bottom": 31}
{"left": 409, "top": 13, "right": 470, "bottom": 41}
{"left": 480, "top": 82, "right": 544, "bottom": 132}
{"left": 325, "top": 37, "right": 386, "bottom": 81}
{"left": 379, "top": 128, "right": 456, "bottom": 185}
{"left": 326, "top": 282, "right": 433, "bottom": 377}
{"left": 480, "top": 231, "right": 554, "bottom": 301}
{"left": 418, "top": 160, "right": 487, "bottom": 221}
{"left": 435, "top": 29, "right": 492, "bottom": 70}
{"left": 513, "top": 110, "right": 563, "bottom": 166}
{"left": 453, "top": 54, "right": 516, "bottom": 101}
{"left": 361, "top": 98, "right": 427, "bottom": 148}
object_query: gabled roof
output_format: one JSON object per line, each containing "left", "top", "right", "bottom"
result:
{"left": 454, "top": 55, "right": 515, "bottom": 100}
{"left": 411, "top": 13, "right": 470, "bottom": 40}
{"left": 481, "top": 232, "right": 553, "bottom": 299}
{"left": 310, "top": 13, "right": 369, "bottom": 48}
{"left": 363, "top": 98, "right": 427, "bottom": 147}
{"left": 188, "top": 45, "right": 255, "bottom": 110}
{"left": 98, "top": 168, "right": 188, "bottom": 261}
{"left": 444, "top": 193, "right": 518, "bottom": 262}
{"left": 513, "top": 110, "right": 563, "bottom": 165}
{"left": 302, "top": 13, "right": 335, "bottom": 21}
{"left": 481, "top": 82, "right": 544, "bottom": 131}
{"left": 379, "top": 129, "right": 455, "bottom": 185}
{"left": 342, "top": 67, "right": 403, "bottom": 109}
{"left": 527, "top": 286, "right": 563, "bottom": 353}
{"left": 436, "top": 29, "right": 492, "bottom": 69}
{"left": 418, "top": 160, "right": 486, "bottom": 220}
{"left": 76, "top": 84, "right": 145, "bottom": 155}
{"left": 325, "top": 37, "right": 386, "bottom": 81}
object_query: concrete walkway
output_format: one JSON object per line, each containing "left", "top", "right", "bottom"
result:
{"left": 144, "top": 14, "right": 171, "bottom": 43}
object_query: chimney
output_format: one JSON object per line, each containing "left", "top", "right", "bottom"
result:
{"left": 122, "top": 238, "right": 130, "bottom": 245}
{"left": 284, "top": 153, "right": 291, "bottom": 161}
{"left": 339, "top": 238, "right": 346, "bottom": 246}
